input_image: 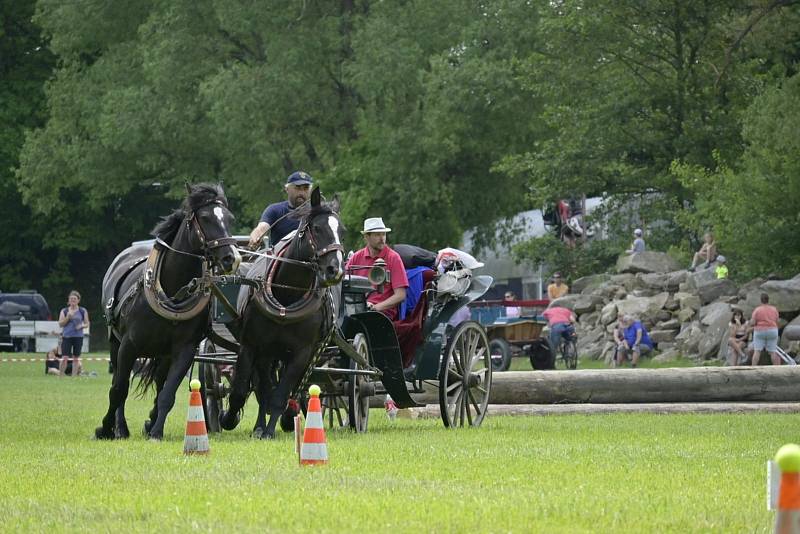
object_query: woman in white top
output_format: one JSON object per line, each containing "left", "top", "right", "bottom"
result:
{"left": 504, "top": 291, "right": 521, "bottom": 318}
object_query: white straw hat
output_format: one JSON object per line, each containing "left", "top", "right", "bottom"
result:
{"left": 361, "top": 217, "right": 391, "bottom": 234}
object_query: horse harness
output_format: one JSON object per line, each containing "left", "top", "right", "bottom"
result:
{"left": 249, "top": 218, "right": 344, "bottom": 324}
{"left": 105, "top": 198, "right": 238, "bottom": 337}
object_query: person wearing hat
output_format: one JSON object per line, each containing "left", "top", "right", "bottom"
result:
{"left": 248, "top": 171, "right": 314, "bottom": 249}
{"left": 714, "top": 255, "right": 728, "bottom": 279}
{"left": 345, "top": 218, "right": 409, "bottom": 321}
{"left": 547, "top": 272, "right": 569, "bottom": 300}
{"left": 625, "top": 228, "right": 646, "bottom": 255}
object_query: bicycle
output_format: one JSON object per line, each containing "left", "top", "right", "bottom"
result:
{"left": 550, "top": 329, "right": 578, "bottom": 370}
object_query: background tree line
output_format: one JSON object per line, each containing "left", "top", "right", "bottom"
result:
{"left": 2, "top": 0, "right": 799, "bottom": 345}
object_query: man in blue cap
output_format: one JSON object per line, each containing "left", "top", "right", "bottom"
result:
{"left": 248, "top": 171, "right": 314, "bottom": 248}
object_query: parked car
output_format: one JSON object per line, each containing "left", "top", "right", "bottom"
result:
{"left": 0, "top": 290, "right": 52, "bottom": 352}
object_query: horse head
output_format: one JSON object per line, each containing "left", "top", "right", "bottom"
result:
{"left": 182, "top": 183, "right": 241, "bottom": 274}
{"left": 292, "top": 187, "right": 344, "bottom": 287}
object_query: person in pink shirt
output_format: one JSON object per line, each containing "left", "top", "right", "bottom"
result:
{"left": 345, "top": 217, "right": 409, "bottom": 321}
{"left": 542, "top": 306, "right": 576, "bottom": 358}
{"left": 750, "top": 293, "right": 780, "bottom": 366}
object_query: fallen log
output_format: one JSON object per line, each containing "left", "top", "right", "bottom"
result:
{"left": 412, "top": 402, "right": 800, "bottom": 417}
{"left": 486, "top": 367, "right": 800, "bottom": 404}
{"left": 405, "top": 366, "right": 800, "bottom": 405}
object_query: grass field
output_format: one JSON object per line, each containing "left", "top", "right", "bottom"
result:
{"left": 0, "top": 353, "right": 790, "bottom": 532}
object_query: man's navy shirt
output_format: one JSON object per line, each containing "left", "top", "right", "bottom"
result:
{"left": 259, "top": 201, "right": 300, "bottom": 245}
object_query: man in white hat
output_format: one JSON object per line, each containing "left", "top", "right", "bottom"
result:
{"left": 345, "top": 217, "right": 409, "bottom": 320}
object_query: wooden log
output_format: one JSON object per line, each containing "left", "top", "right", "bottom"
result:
{"left": 412, "top": 402, "right": 800, "bottom": 418}
{"left": 409, "top": 366, "right": 800, "bottom": 404}
{"left": 487, "top": 367, "right": 800, "bottom": 404}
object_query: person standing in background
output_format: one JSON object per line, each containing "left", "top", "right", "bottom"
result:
{"left": 58, "top": 290, "right": 89, "bottom": 377}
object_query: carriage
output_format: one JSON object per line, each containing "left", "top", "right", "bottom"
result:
{"left": 195, "top": 239, "right": 495, "bottom": 432}
{"left": 98, "top": 184, "right": 492, "bottom": 441}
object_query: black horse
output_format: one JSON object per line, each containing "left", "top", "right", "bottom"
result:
{"left": 220, "top": 186, "right": 344, "bottom": 439}
{"left": 97, "top": 183, "right": 240, "bottom": 440}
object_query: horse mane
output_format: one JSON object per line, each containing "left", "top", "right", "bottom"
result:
{"left": 150, "top": 183, "right": 228, "bottom": 241}
{"left": 289, "top": 197, "right": 341, "bottom": 223}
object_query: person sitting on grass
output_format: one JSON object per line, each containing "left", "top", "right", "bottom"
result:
{"left": 617, "top": 315, "right": 653, "bottom": 368}
{"left": 45, "top": 336, "right": 63, "bottom": 376}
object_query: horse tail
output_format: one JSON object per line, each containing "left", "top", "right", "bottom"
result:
{"left": 134, "top": 358, "right": 160, "bottom": 398}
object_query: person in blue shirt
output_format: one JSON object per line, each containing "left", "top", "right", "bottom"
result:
{"left": 618, "top": 314, "right": 653, "bottom": 368}
{"left": 248, "top": 171, "right": 314, "bottom": 248}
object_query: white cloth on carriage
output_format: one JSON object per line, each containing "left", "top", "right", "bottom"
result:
{"left": 435, "top": 247, "right": 483, "bottom": 298}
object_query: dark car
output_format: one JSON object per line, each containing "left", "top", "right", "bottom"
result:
{"left": 0, "top": 291, "right": 52, "bottom": 352}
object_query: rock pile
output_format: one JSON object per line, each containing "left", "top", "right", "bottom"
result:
{"left": 550, "top": 251, "right": 800, "bottom": 365}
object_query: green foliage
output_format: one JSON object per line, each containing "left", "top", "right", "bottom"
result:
{"left": 512, "top": 233, "right": 621, "bottom": 283}
{"left": 674, "top": 73, "right": 800, "bottom": 279}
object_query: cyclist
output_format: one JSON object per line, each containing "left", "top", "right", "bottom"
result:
{"left": 542, "top": 305, "right": 577, "bottom": 360}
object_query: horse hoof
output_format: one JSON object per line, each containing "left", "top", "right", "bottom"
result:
{"left": 142, "top": 420, "right": 153, "bottom": 436}
{"left": 94, "top": 426, "right": 115, "bottom": 440}
{"left": 251, "top": 427, "right": 265, "bottom": 439}
{"left": 115, "top": 427, "right": 130, "bottom": 440}
{"left": 148, "top": 432, "right": 163, "bottom": 442}
{"left": 219, "top": 410, "right": 240, "bottom": 431}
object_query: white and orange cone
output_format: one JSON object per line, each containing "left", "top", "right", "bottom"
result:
{"left": 183, "top": 379, "right": 209, "bottom": 455}
{"left": 775, "top": 444, "right": 800, "bottom": 533}
{"left": 300, "top": 384, "right": 328, "bottom": 466}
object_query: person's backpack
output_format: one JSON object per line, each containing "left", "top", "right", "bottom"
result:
{"left": 393, "top": 244, "right": 436, "bottom": 269}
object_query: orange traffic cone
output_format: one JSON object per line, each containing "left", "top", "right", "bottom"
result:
{"left": 300, "top": 384, "right": 328, "bottom": 466}
{"left": 775, "top": 444, "right": 800, "bottom": 533}
{"left": 183, "top": 379, "right": 209, "bottom": 455}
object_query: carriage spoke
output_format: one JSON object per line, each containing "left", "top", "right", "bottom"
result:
{"left": 447, "top": 380, "right": 462, "bottom": 394}
{"left": 468, "top": 389, "right": 483, "bottom": 416}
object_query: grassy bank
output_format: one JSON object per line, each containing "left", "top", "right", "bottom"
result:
{"left": 0, "top": 354, "right": 785, "bottom": 532}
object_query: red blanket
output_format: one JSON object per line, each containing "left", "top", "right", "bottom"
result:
{"left": 393, "top": 269, "right": 436, "bottom": 368}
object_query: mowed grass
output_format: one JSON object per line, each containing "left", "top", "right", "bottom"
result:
{"left": 0, "top": 353, "right": 792, "bottom": 532}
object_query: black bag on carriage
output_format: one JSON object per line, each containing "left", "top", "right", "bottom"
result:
{"left": 393, "top": 244, "right": 436, "bottom": 269}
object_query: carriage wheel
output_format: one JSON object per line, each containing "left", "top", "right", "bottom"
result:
{"left": 489, "top": 338, "right": 512, "bottom": 372}
{"left": 198, "top": 339, "right": 226, "bottom": 433}
{"left": 347, "top": 333, "right": 370, "bottom": 433}
{"left": 438, "top": 321, "right": 492, "bottom": 428}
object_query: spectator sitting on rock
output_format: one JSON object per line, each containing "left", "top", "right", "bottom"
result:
{"left": 625, "top": 228, "right": 646, "bottom": 255}
{"left": 727, "top": 308, "right": 749, "bottom": 365}
{"left": 547, "top": 272, "right": 569, "bottom": 300}
{"left": 715, "top": 255, "right": 728, "bottom": 279}
{"left": 689, "top": 232, "right": 717, "bottom": 271}
{"left": 617, "top": 314, "right": 653, "bottom": 368}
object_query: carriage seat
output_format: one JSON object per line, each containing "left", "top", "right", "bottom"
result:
{"left": 393, "top": 268, "right": 436, "bottom": 368}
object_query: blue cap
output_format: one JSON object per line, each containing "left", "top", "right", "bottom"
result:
{"left": 286, "top": 171, "right": 314, "bottom": 186}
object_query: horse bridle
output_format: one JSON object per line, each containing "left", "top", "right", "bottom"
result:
{"left": 186, "top": 199, "right": 239, "bottom": 255}
{"left": 296, "top": 217, "right": 345, "bottom": 266}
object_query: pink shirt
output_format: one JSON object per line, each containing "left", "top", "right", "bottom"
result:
{"left": 543, "top": 306, "right": 573, "bottom": 326}
{"left": 346, "top": 245, "right": 409, "bottom": 320}
{"left": 751, "top": 304, "right": 779, "bottom": 331}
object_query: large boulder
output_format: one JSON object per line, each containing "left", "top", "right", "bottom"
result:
{"left": 573, "top": 294, "right": 606, "bottom": 315}
{"left": 675, "top": 320, "right": 703, "bottom": 354}
{"left": 649, "top": 329, "right": 679, "bottom": 344}
{"left": 637, "top": 270, "right": 688, "bottom": 292}
{"left": 573, "top": 274, "right": 611, "bottom": 295}
{"left": 760, "top": 278, "right": 800, "bottom": 313}
{"left": 548, "top": 294, "right": 583, "bottom": 310}
{"left": 599, "top": 302, "right": 618, "bottom": 325}
{"left": 696, "top": 278, "right": 738, "bottom": 305}
{"left": 780, "top": 316, "right": 800, "bottom": 353}
{"left": 616, "top": 251, "right": 682, "bottom": 274}
{"left": 615, "top": 292, "right": 670, "bottom": 321}
{"left": 699, "top": 301, "right": 732, "bottom": 326}
{"left": 699, "top": 305, "right": 733, "bottom": 360}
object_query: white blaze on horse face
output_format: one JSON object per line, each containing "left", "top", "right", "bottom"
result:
{"left": 213, "top": 206, "right": 226, "bottom": 230}
{"left": 328, "top": 215, "right": 344, "bottom": 268}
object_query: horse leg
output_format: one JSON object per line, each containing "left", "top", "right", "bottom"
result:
{"left": 143, "top": 358, "right": 169, "bottom": 436}
{"left": 220, "top": 344, "right": 254, "bottom": 431}
{"left": 95, "top": 337, "right": 136, "bottom": 440}
{"left": 263, "top": 348, "right": 313, "bottom": 439}
{"left": 147, "top": 345, "right": 196, "bottom": 441}
{"left": 251, "top": 355, "right": 274, "bottom": 439}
